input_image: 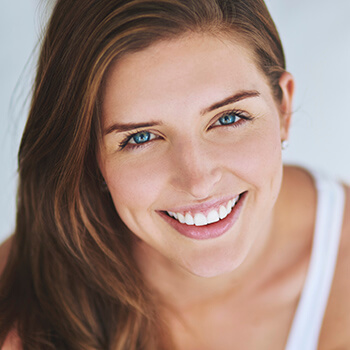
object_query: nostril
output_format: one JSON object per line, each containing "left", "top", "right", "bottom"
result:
{"left": 171, "top": 172, "right": 222, "bottom": 199}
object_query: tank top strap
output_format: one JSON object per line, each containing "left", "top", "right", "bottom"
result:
{"left": 285, "top": 170, "right": 346, "bottom": 350}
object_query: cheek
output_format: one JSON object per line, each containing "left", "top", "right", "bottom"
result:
{"left": 103, "top": 157, "right": 164, "bottom": 216}
{"left": 222, "top": 119, "right": 282, "bottom": 193}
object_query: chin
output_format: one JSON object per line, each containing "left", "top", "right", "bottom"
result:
{"left": 184, "top": 262, "right": 241, "bottom": 279}
{"left": 180, "top": 245, "right": 248, "bottom": 279}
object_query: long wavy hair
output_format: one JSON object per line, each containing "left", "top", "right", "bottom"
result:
{"left": 0, "top": 0, "right": 285, "bottom": 348}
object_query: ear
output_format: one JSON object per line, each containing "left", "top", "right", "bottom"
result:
{"left": 278, "top": 71, "right": 295, "bottom": 141}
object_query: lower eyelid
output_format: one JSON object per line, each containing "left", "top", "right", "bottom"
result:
{"left": 128, "top": 132, "right": 156, "bottom": 144}
{"left": 120, "top": 132, "right": 160, "bottom": 150}
{"left": 210, "top": 117, "right": 247, "bottom": 129}
{"left": 119, "top": 114, "right": 252, "bottom": 150}
{"left": 215, "top": 116, "right": 241, "bottom": 126}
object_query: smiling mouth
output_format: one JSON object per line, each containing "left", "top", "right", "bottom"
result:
{"left": 165, "top": 194, "right": 242, "bottom": 226}
{"left": 159, "top": 192, "right": 247, "bottom": 240}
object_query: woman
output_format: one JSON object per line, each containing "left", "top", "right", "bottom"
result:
{"left": 1, "top": 0, "right": 349, "bottom": 349}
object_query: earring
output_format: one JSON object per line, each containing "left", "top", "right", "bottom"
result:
{"left": 281, "top": 140, "right": 289, "bottom": 150}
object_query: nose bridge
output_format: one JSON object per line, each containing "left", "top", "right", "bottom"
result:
{"left": 170, "top": 136, "right": 221, "bottom": 198}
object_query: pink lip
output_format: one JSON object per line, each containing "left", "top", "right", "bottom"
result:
{"left": 163, "top": 195, "right": 239, "bottom": 217}
{"left": 158, "top": 192, "right": 247, "bottom": 240}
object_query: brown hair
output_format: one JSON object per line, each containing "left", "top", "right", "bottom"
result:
{"left": 0, "top": 0, "right": 285, "bottom": 348}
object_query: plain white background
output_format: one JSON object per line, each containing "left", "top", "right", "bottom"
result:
{"left": 1, "top": 0, "right": 350, "bottom": 243}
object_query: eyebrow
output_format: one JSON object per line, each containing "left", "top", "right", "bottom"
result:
{"left": 103, "top": 89, "right": 260, "bottom": 136}
{"left": 200, "top": 90, "right": 260, "bottom": 115}
{"left": 104, "top": 121, "right": 163, "bottom": 136}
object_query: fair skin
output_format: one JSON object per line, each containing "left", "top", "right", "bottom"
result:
{"left": 97, "top": 33, "right": 350, "bottom": 349}
{"left": 99, "top": 33, "right": 291, "bottom": 281}
{"left": 2, "top": 33, "right": 350, "bottom": 349}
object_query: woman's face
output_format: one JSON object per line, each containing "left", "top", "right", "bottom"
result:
{"left": 98, "top": 33, "right": 293, "bottom": 278}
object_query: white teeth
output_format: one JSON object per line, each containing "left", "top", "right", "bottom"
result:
{"left": 219, "top": 205, "right": 228, "bottom": 219}
{"left": 177, "top": 213, "right": 185, "bottom": 224}
{"left": 207, "top": 209, "right": 220, "bottom": 224}
{"left": 167, "top": 195, "right": 241, "bottom": 226}
{"left": 226, "top": 200, "right": 232, "bottom": 214}
{"left": 185, "top": 213, "right": 194, "bottom": 225}
{"left": 194, "top": 213, "right": 207, "bottom": 226}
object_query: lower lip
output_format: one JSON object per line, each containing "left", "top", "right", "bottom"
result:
{"left": 158, "top": 192, "right": 247, "bottom": 240}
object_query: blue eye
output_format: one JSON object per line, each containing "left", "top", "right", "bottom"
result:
{"left": 130, "top": 131, "right": 151, "bottom": 144}
{"left": 218, "top": 113, "right": 240, "bottom": 125}
{"left": 119, "top": 130, "right": 159, "bottom": 150}
{"left": 210, "top": 110, "right": 253, "bottom": 129}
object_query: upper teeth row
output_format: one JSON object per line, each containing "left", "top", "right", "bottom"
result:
{"left": 167, "top": 196, "right": 239, "bottom": 226}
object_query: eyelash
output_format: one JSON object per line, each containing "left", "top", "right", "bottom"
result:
{"left": 118, "top": 129, "right": 160, "bottom": 150}
{"left": 118, "top": 109, "right": 254, "bottom": 151}
{"left": 210, "top": 109, "right": 253, "bottom": 129}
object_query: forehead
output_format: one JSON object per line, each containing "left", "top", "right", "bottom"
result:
{"left": 101, "top": 33, "right": 270, "bottom": 122}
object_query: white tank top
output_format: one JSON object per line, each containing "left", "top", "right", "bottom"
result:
{"left": 285, "top": 170, "right": 346, "bottom": 350}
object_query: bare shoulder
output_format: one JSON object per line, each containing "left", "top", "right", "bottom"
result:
{"left": 1, "top": 330, "right": 22, "bottom": 350}
{"left": 319, "top": 184, "right": 350, "bottom": 349}
{"left": 338, "top": 184, "right": 350, "bottom": 257}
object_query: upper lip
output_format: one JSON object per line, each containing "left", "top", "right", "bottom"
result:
{"left": 160, "top": 193, "right": 244, "bottom": 214}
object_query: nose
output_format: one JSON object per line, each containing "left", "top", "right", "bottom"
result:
{"left": 169, "top": 139, "right": 222, "bottom": 199}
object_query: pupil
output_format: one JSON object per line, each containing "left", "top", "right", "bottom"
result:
{"left": 133, "top": 132, "right": 150, "bottom": 144}
{"left": 220, "top": 114, "right": 236, "bottom": 125}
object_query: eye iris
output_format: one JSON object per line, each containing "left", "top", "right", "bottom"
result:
{"left": 219, "top": 113, "right": 237, "bottom": 125}
{"left": 133, "top": 131, "right": 150, "bottom": 144}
